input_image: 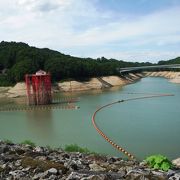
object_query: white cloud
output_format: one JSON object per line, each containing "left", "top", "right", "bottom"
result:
{"left": 86, "top": 51, "right": 180, "bottom": 62}
{"left": 16, "top": 0, "right": 72, "bottom": 12}
{"left": 0, "top": 0, "right": 180, "bottom": 62}
{"left": 65, "top": 6, "right": 180, "bottom": 47}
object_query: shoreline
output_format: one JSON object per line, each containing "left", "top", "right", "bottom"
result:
{"left": 0, "top": 71, "right": 180, "bottom": 98}
{"left": 0, "top": 141, "right": 179, "bottom": 179}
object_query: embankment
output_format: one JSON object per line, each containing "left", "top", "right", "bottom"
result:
{"left": 3, "top": 74, "right": 140, "bottom": 98}
{"left": 0, "top": 141, "right": 179, "bottom": 179}
{"left": 144, "top": 71, "right": 180, "bottom": 83}
{"left": 1, "top": 71, "right": 180, "bottom": 98}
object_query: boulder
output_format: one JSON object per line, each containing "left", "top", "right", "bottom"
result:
{"left": 172, "top": 158, "right": 180, "bottom": 168}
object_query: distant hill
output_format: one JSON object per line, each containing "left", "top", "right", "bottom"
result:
{"left": 158, "top": 57, "right": 180, "bottom": 65}
{"left": 0, "top": 41, "right": 178, "bottom": 86}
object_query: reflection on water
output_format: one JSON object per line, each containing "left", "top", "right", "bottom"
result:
{"left": 26, "top": 110, "right": 53, "bottom": 140}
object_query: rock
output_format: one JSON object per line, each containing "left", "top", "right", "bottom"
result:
{"left": 167, "top": 169, "right": 176, "bottom": 177}
{"left": 32, "top": 171, "right": 48, "bottom": 180}
{"left": 1, "top": 164, "right": 6, "bottom": 169}
{"left": 66, "top": 172, "right": 82, "bottom": 180}
{"left": 15, "top": 148, "right": 25, "bottom": 155}
{"left": 9, "top": 170, "right": 26, "bottom": 179}
{"left": 81, "top": 175, "right": 105, "bottom": 180}
{"left": 139, "top": 160, "right": 147, "bottom": 167}
{"left": 127, "top": 169, "right": 150, "bottom": 176}
{"left": 0, "top": 141, "right": 179, "bottom": 180}
{"left": 0, "top": 144, "right": 9, "bottom": 153}
{"left": 3, "top": 154, "right": 19, "bottom": 162}
{"left": 169, "top": 172, "right": 180, "bottom": 180}
{"left": 15, "top": 160, "right": 21, "bottom": 167}
{"left": 48, "top": 174, "right": 59, "bottom": 180}
{"left": 107, "top": 157, "right": 117, "bottom": 163}
{"left": 117, "top": 169, "right": 126, "bottom": 177}
{"left": 89, "top": 163, "right": 106, "bottom": 171}
{"left": 172, "top": 158, "right": 180, "bottom": 168}
{"left": 47, "top": 168, "right": 58, "bottom": 175}
{"left": 33, "top": 146, "right": 43, "bottom": 153}
{"left": 152, "top": 170, "right": 166, "bottom": 176}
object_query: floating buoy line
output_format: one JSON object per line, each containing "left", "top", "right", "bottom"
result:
{"left": 92, "top": 93, "right": 174, "bottom": 160}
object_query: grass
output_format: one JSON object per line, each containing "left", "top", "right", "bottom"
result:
{"left": 21, "top": 140, "right": 36, "bottom": 147}
{"left": 3, "top": 140, "right": 98, "bottom": 155}
{"left": 64, "top": 144, "right": 91, "bottom": 153}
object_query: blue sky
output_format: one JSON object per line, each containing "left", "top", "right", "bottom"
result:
{"left": 0, "top": 0, "right": 180, "bottom": 62}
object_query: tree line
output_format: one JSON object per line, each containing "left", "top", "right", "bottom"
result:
{"left": 0, "top": 41, "right": 179, "bottom": 86}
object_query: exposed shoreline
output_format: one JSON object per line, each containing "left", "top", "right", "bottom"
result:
{"left": 0, "top": 71, "right": 180, "bottom": 98}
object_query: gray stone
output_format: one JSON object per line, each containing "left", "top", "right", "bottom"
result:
{"left": 117, "top": 169, "right": 126, "bottom": 177}
{"left": 47, "top": 168, "right": 58, "bottom": 175}
{"left": 127, "top": 169, "right": 150, "bottom": 176}
{"left": 32, "top": 171, "right": 48, "bottom": 180}
{"left": 169, "top": 172, "right": 180, "bottom": 180}
{"left": 0, "top": 144, "right": 9, "bottom": 153}
{"left": 1, "top": 164, "right": 6, "bottom": 169}
{"left": 152, "top": 170, "right": 166, "bottom": 177}
{"left": 139, "top": 161, "right": 148, "bottom": 167}
{"left": 89, "top": 163, "right": 106, "bottom": 171}
{"left": 22, "top": 167, "right": 30, "bottom": 172}
{"left": 15, "top": 160, "right": 21, "bottom": 167}
{"left": 9, "top": 170, "right": 26, "bottom": 179}
{"left": 81, "top": 175, "right": 105, "bottom": 180}
{"left": 167, "top": 169, "right": 176, "bottom": 177}
{"left": 48, "top": 174, "right": 58, "bottom": 180}
{"left": 66, "top": 172, "right": 82, "bottom": 180}
{"left": 33, "top": 146, "right": 43, "bottom": 153}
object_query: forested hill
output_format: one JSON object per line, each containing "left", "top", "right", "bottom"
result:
{"left": 158, "top": 57, "right": 180, "bottom": 65}
{"left": 0, "top": 41, "right": 179, "bottom": 86}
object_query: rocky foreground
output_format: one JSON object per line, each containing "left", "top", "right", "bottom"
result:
{"left": 0, "top": 141, "right": 180, "bottom": 180}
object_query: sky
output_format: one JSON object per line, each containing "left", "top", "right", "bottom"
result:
{"left": 0, "top": 0, "right": 180, "bottom": 62}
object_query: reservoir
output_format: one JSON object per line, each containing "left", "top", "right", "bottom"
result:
{"left": 0, "top": 77, "right": 179, "bottom": 160}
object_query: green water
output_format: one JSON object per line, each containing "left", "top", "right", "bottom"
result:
{"left": 0, "top": 77, "right": 179, "bottom": 160}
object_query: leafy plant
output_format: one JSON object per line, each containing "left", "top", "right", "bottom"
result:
{"left": 21, "top": 140, "right": 36, "bottom": 147}
{"left": 145, "top": 154, "right": 172, "bottom": 171}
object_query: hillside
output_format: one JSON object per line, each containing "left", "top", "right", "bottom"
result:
{"left": 0, "top": 41, "right": 153, "bottom": 86}
{"left": 0, "top": 41, "right": 179, "bottom": 86}
{"left": 158, "top": 57, "right": 180, "bottom": 65}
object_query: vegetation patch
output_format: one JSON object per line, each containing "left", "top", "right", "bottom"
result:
{"left": 21, "top": 140, "right": 36, "bottom": 147}
{"left": 145, "top": 154, "right": 172, "bottom": 171}
{"left": 21, "top": 157, "right": 68, "bottom": 173}
{"left": 64, "top": 144, "right": 91, "bottom": 153}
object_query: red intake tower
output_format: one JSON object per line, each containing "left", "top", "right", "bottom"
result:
{"left": 25, "top": 70, "right": 52, "bottom": 105}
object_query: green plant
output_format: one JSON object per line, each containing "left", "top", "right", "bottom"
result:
{"left": 64, "top": 144, "right": 90, "bottom": 153}
{"left": 145, "top": 154, "right": 172, "bottom": 171}
{"left": 21, "top": 140, "right": 36, "bottom": 147}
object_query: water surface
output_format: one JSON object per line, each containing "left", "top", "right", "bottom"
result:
{"left": 0, "top": 77, "right": 179, "bottom": 159}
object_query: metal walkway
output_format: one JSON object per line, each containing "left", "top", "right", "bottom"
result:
{"left": 119, "top": 64, "right": 180, "bottom": 73}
